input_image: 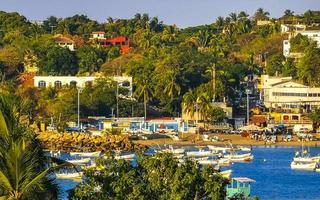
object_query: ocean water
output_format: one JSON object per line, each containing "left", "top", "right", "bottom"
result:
{"left": 230, "top": 146, "right": 320, "bottom": 200}
{"left": 57, "top": 146, "right": 320, "bottom": 200}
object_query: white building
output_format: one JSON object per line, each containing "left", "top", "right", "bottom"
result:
{"left": 283, "top": 30, "right": 320, "bottom": 57}
{"left": 280, "top": 24, "right": 306, "bottom": 33}
{"left": 90, "top": 32, "right": 106, "bottom": 40}
{"left": 33, "top": 76, "right": 133, "bottom": 96}
{"left": 53, "top": 35, "right": 75, "bottom": 51}
{"left": 260, "top": 75, "right": 320, "bottom": 111}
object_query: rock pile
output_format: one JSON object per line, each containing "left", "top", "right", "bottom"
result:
{"left": 37, "top": 132, "right": 145, "bottom": 152}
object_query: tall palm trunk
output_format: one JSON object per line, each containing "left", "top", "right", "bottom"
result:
{"left": 144, "top": 91, "right": 147, "bottom": 120}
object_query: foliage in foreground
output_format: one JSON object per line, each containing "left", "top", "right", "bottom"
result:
{"left": 69, "top": 154, "right": 229, "bottom": 200}
{"left": 0, "top": 94, "right": 59, "bottom": 200}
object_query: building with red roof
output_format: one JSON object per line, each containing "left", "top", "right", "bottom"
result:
{"left": 90, "top": 32, "right": 130, "bottom": 53}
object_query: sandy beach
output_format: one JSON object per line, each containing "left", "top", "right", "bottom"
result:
{"left": 134, "top": 133, "right": 320, "bottom": 147}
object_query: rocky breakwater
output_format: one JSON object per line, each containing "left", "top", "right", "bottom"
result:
{"left": 37, "top": 132, "right": 145, "bottom": 152}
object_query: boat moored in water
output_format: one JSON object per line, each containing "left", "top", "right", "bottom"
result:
{"left": 55, "top": 172, "right": 83, "bottom": 180}
{"left": 290, "top": 161, "right": 317, "bottom": 171}
{"left": 69, "top": 151, "right": 101, "bottom": 157}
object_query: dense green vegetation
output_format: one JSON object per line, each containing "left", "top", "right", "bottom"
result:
{"left": 0, "top": 93, "right": 59, "bottom": 199}
{"left": 0, "top": 9, "right": 320, "bottom": 124}
{"left": 69, "top": 153, "right": 229, "bottom": 200}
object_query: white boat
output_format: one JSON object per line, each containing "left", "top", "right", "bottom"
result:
{"left": 197, "top": 159, "right": 218, "bottom": 165}
{"left": 293, "top": 156, "right": 320, "bottom": 163}
{"left": 217, "top": 169, "right": 232, "bottom": 179}
{"left": 224, "top": 153, "right": 253, "bottom": 162}
{"left": 114, "top": 153, "right": 136, "bottom": 160}
{"left": 290, "top": 161, "right": 317, "bottom": 171}
{"left": 207, "top": 145, "right": 232, "bottom": 152}
{"left": 218, "top": 158, "right": 231, "bottom": 166}
{"left": 70, "top": 151, "right": 101, "bottom": 157}
{"left": 55, "top": 172, "right": 83, "bottom": 180}
{"left": 237, "top": 146, "right": 251, "bottom": 152}
{"left": 186, "top": 150, "right": 215, "bottom": 157}
{"left": 315, "top": 168, "right": 320, "bottom": 172}
{"left": 67, "top": 158, "right": 91, "bottom": 165}
{"left": 158, "top": 148, "right": 185, "bottom": 154}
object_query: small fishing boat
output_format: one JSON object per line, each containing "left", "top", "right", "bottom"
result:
{"left": 114, "top": 153, "right": 136, "bottom": 160}
{"left": 158, "top": 148, "right": 185, "bottom": 154}
{"left": 293, "top": 156, "right": 320, "bottom": 163}
{"left": 55, "top": 172, "right": 83, "bottom": 180}
{"left": 186, "top": 150, "right": 215, "bottom": 157}
{"left": 224, "top": 153, "right": 253, "bottom": 162}
{"left": 218, "top": 158, "right": 231, "bottom": 166}
{"left": 290, "top": 161, "right": 317, "bottom": 171}
{"left": 197, "top": 159, "right": 218, "bottom": 165}
{"left": 207, "top": 145, "right": 232, "bottom": 152}
{"left": 217, "top": 169, "right": 232, "bottom": 179}
{"left": 70, "top": 151, "right": 101, "bottom": 157}
{"left": 66, "top": 158, "right": 91, "bottom": 165}
{"left": 237, "top": 146, "right": 251, "bottom": 152}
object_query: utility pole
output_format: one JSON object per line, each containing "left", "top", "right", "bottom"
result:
{"left": 77, "top": 87, "right": 83, "bottom": 129}
{"left": 246, "top": 89, "right": 250, "bottom": 125}
{"left": 116, "top": 82, "right": 119, "bottom": 119}
{"left": 50, "top": 25, "right": 56, "bottom": 34}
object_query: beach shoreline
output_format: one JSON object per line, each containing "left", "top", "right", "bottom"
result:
{"left": 133, "top": 134, "right": 320, "bottom": 147}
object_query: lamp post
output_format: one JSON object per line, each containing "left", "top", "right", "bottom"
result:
{"left": 77, "top": 87, "right": 83, "bottom": 129}
{"left": 246, "top": 89, "right": 250, "bottom": 125}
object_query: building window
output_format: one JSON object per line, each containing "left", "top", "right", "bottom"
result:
{"left": 54, "top": 80, "right": 62, "bottom": 88}
{"left": 122, "top": 81, "right": 130, "bottom": 87}
{"left": 292, "top": 115, "right": 299, "bottom": 120}
{"left": 70, "top": 81, "right": 77, "bottom": 87}
{"left": 38, "top": 80, "right": 46, "bottom": 88}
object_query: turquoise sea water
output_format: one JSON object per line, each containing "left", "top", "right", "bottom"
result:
{"left": 57, "top": 146, "right": 320, "bottom": 200}
{"left": 230, "top": 146, "right": 320, "bottom": 200}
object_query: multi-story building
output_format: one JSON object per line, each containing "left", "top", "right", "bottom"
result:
{"left": 33, "top": 75, "right": 133, "bottom": 96}
{"left": 90, "top": 32, "right": 130, "bottom": 53}
{"left": 259, "top": 75, "right": 320, "bottom": 112}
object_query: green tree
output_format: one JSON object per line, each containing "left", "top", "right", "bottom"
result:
{"left": 76, "top": 45, "right": 106, "bottom": 74}
{"left": 208, "top": 106, "right": 227, "bottom": 123}
{"left": 0, "top": 94, "right": 59, "bottom": 200}
{"left": 297, "top": 46, "right": 320, "bottom": 86}
{"left": 254, "top": 8, "right": 270, "bottom": 21}
{"left": 69, "top": 154, "right": 228, "bottom": 200}
{"left": 37, "top": 46, "right": 78, "bottom": 75}
{"left": 266, "top": 54, "right": 284, "bottom": 76}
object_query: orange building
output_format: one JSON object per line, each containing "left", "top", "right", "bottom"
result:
{"left": 90, "top": 32, "right": 130, "bottom": 53}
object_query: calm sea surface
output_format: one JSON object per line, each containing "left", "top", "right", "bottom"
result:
{"left": 57, "top": 146, "right": 320, "bottom": 200}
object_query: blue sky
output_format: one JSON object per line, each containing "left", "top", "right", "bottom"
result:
{"left": 1, "top": 0, "right": 320, "bottom": 27}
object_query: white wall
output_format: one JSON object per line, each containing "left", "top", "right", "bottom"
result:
{"left": 34, "top": 76, "right": 133, "bottom": 96}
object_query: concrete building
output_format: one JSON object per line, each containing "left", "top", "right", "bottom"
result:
{"left": 90, "top": 32, "right": 130, "bottom": 53}
{"left": 259, "top": 75, "right": 320, "bottom": 111}
{"left": 90, "top": 31, "right": 106, "bottom": 40}
{"left": 280, "top": 24, "right": 306, "bottom": 33}
{"left": 53, "top": 35, "right": 75, "bottom": 51}
{"left": 33, "top": 76, "right": 133, "bottom": 96}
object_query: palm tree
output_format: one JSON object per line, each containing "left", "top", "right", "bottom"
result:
{"left": 0, "top": 94, "right": 59, "bottom": 199}
{"left": 254, "top": 8, "right": 270, "bottom": 21}
{"left": 283, "top": 9, "right": 294, "bottom": 17}
{"left": 188, "top": 30, "right": 211, "bottom": 52}
{"left": 215, "top": 16, "right": 224, "bottom": 29}
{"left": 182, "top": 89, "right": 197, "bottom": 119}
{"left": 229, "top": 12, "right": 238, "bottom": 22}
{"left": 135, "top": 76, "right": 153, "bottom": 120}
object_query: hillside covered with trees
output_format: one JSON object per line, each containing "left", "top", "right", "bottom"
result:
{"left": 0, "top": 9, "right": 320, "bottom": 126}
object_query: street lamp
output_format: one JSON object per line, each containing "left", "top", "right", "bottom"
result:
{"left": 246, "top": 89, "right": 251, "bottom": 125}
{"left": 77, "top": 87, "right": 83, "bottom": 129}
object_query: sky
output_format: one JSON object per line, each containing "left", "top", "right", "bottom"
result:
{"left": 1, "top": 0, "right": 320, "bottom": 28}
